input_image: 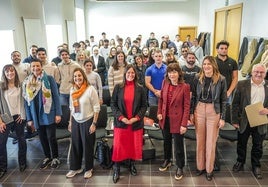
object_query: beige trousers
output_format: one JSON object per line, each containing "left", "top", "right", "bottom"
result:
{"left": 194, "top": 102, "right": 220, "bottom": 173}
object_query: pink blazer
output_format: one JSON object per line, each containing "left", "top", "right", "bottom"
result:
{"left": 157, "top": 80, "right": 190, "bottom": 133}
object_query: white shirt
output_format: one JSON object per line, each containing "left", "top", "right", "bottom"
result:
{"left": 251, "top": 79, "right": 265, "bottom": 104}
{"left": 70, "top": 85, "right": 100, "bottom": 123}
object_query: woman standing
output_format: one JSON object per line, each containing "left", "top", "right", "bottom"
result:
{"left": 23, "top": 59, "right": 62, "bottom": 170}
{"left": 108, "top": 51, "right": 127, "bottom": 96}
{"left": 133, "top": 54, "right": 146, "bottom": 88}
{"left": 191, "top": 56, "right": 227, "bottom": 181}
{"left": 84, "top": 59, "right": 103, "bottom": 105}
{"left": 105, "top": 47, "right": 117, "bottom": 71}
{"left": 0, "top": 65, "right": 27, "bottom": 179}
{"left": 66, "top": 68, "right": 100, "bottom": 179}
{"left": 111, "top": 64, "right": 147, "bottom": 183}
{"left": 157, "top": 63, "right": 190, "bottom": 180}
{"left": 76, "top": 50, "right": 89, "bottom": 68}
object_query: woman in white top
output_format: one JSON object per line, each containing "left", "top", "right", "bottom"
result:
{"left": 0, "top": 64, "right": 27, "bottom": 179}
{"left": 84, "top": 59, "right": 103, "bottom": 105}
{"left": 66, "top": 68, "right": 100, "bottom": 179}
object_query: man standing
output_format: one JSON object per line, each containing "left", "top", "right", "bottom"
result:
{"left": 99, "top": 39, "right": 110, "bottom": 61}
{"left": 232, "top": 64, "right": 268, "bottom": 180}
{"left": 145, "top": 49, "right": 167, "bottom": 106}
{"left": 36, "top": 47, "right": 60, "bottom": 84}
{"left": 146, "top": 32, "right": 159, "bottom": 48}
{"left": 91, "top": 46, "right": 106, "bottom": 86}
{"left": 174, "top": 34, "right": 183, "bottom": 57}
{"left": 23, "top": 45, "right": 38, "bottom": 63}
{"left": 181, "top": 52, "right": 201, "bottom": 86}
{"left": 215, "top": 40, "right": 238, "bottom": 104}
{"left": 58, "top": 49, "right": 80, "bottom": 124}
{"left": 11, "top": 51, "right": 30, "bottom": 83}
{"left": 190, "top": 38, "right": 204, "bottom": 63}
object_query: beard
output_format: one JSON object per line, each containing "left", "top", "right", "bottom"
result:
{"left": 187, "top": 61, "right": 195, "bottom": 65}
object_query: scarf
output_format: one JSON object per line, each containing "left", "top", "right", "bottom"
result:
{"left": 71, "top": 81, "right": 87, "bottom": 113}
{"left": 23, "top": 71, "right": 52, "bottom": 114}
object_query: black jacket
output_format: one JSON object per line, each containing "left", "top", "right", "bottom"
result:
{"left": 191, "top": 75, "right": 227, "bottom": 120}
{"left": 111, "top": 83, "right": 147, "bottom": 130}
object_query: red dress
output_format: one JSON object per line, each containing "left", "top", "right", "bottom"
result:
{"left": 112, "top": 81, "right": 143, "bottom": 162}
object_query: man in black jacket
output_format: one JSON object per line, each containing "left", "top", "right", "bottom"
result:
{"left": 232, "top": 64, "right": 268, "bottom": 179}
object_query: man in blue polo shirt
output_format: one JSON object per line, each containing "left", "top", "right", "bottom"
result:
{"left": 145, "top": 49, "right": 167, "bottom": 106}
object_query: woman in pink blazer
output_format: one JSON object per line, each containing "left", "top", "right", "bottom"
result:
{"left": 157, "top": 63, "right": 190, "bottom": 180}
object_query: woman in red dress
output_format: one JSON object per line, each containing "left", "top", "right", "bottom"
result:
{"left": 110, "top": 64, "right": 147, "bottom": 183}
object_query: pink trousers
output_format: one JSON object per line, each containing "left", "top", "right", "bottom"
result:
{"left": 194, "top": 102, "right": 220, "bottom": 173}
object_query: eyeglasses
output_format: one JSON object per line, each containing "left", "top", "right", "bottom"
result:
{"left": 253, "top": 71, "right": 266, "bottom": 74}
{"left": 182, "top": 50, "right": 187, "bottom": 53}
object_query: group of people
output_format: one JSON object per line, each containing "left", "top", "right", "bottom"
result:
{"left": 1, "top": 34, "right": 268, "bottom": 184}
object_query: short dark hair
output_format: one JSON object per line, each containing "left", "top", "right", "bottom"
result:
{"left": 102, "top": 32, "right": 106, "bottom": 35}
{"left": 59, "top": 49, "right": 70, "bottom": 55}
{"left": 72, "top": 42, "right": 80, "bottom": 48}
{"left": 30, "top": 45, "right": 38, "bottom": 49}
{"left": 216, "top": 40, "right": 229, "bottom": 49}
{"left": 31, "top": 58, "right": 43, "bottom": 66}
{"left": 90, "top": 36, "right": 94, "bottom": 39}
{"left": 36, "top": 47, "right": 47, "bottom": 54}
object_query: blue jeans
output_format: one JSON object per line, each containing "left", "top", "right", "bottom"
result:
{"left": 148, "top": 96, "right": 158, "bottom": 106}
{"left": 60, "top": 93, "right": 70, "bottom": 106}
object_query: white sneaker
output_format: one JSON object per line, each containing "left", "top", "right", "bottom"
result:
{"left": 66, "top": 169, "right": 83, "bottom": 178}
{"left": 84, "top": 169, "right": 93, "bottom": 179}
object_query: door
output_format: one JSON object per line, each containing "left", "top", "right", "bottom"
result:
{"left": 213, "top": 3, "right": 243, "bottom": 60}
{"left": 178, "top": 26, "right": 197, "bottom": 43}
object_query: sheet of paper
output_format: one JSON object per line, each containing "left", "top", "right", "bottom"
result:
{"left": 245, "top": 102, "right": 268, "bottom": 127}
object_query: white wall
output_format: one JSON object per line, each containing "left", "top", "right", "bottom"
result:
{"left": 86, "top": 1, "right": 200, "bottom": 42}
{"left": 199, "top": 0, "right": 268, "bottom": 40}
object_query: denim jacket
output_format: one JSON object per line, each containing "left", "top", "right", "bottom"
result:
{"left": 191, "top": 75, "right": 227, "bottom": 120}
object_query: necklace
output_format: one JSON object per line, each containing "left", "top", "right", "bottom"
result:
{"left": 201, "top": 79, "right": 212, "bottom": 100}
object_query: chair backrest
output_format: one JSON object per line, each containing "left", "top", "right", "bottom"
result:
{"left": 103, "top": 86, "right": 111, "bottom": 106}
{"left": 97, "top": 104, "right": 108, "bottom": 128}
{"left": 148, "top": 105, "right": 159, "bottom": 123}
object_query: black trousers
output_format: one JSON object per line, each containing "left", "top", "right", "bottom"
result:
{"left": 162, "top": 117, "right": 185, "bottom": 169}
{"left": 0, "top": 115, "right": 27, "bottom": 171}
{"left": 237, "top": 123, "right": 265, "bottom": 168}
{"left": 38, "top": 123, "right": 58, "bottom": 159}
{"left": 70, "top": 117, "right": 95, "bottom": 171}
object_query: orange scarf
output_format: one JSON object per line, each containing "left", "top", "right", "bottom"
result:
{"left": 71, "top": 82, "right": 87, "bottom": 113}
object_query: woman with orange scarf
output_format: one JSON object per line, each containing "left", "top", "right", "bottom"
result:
{"left": 66, "top": 68, "right": 100, "bottom": 179}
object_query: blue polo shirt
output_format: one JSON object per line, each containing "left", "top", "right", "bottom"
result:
{"left": 145, "top": 63, "right": 167, "bottom": 97}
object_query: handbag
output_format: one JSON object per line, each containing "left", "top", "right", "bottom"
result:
{"left": 144, "top": 116, "right": 154, "bottom": 126}
{"left": 0, "top": 113, "right": 14, "bottom": 124}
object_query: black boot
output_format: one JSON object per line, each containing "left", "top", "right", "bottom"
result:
{"left": 113, "top": 163, "right": 120, "bottom": 183}
{"left": 130, "top": 160, "right": 137, "bottom": 176}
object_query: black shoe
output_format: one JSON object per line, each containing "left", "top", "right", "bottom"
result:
{"left": 206, "top": 172, "right": 213, "bottom": 181}
{"left": 253, "top": 167, "right": 262, "bottom": 179}
{"left": 159, "top": 160, "right": 171, "bottom": 171}
{"left": 196, "top": 169, "right": 206, "bottom": 176}
{"left": 232, "top": 161, "right": 244, "bottom": 172}
{"left": 19, "top": 164, "right": 27, "bottom": 172}
{"left": 0, "top": 170, "right": 6, "bottom": 179}
{"left": 113, "top": 169, "right": 120, "bottom": 183}
{"left": 40, "top": 158, "right": 52, "bottom": 170}
{"left": 175, "top": 168, "right": 183, "bottom": 180}
{"left": 130, "top": 164, "right": 137, "bottom": 176}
